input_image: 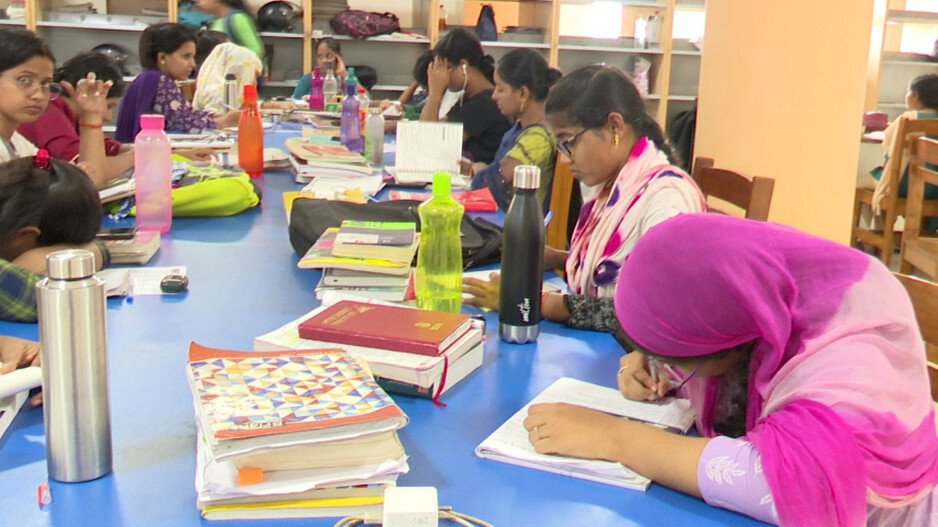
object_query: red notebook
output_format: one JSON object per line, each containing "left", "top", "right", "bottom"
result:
{"left": 298, "top": 300, "right": 472, "bottom": 356}
{"left": 388, "top": 188, "right": 498, "bottom": 212}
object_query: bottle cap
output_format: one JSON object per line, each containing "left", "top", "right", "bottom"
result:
{"left": 225, "top": 73, "right": 236, "bottom": 81}
{"left": 513, "top": 165, "right": 541, "bottom": 190}
{"left": 313, "top": 66, "right": 321, "bottom": 77}
{"left": 139, "top": 114, "right": 164, "bottom": 131}
{"left": 243, "top": 84, "right": 257, "bottom": 103}
{"left": 46, "top": 249, "right": 96, "bottom": 280}
{"left": 431, "top": 172, "right": 452, "bottom": 197}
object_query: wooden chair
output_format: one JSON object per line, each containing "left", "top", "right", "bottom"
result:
{"left": 691, "top": 157, "right": 775, "bottom": 221}
{"left": 851, "top": 116, "right": 938, "bottom": 267}
{"left": 893, "top": 273, "right": 938, "bottom": 401}
{"left": 546, "top": 152, "right": 576, "bottom": 251}
{"left": 900, "top": 136, "right": 938, "bottom": 279}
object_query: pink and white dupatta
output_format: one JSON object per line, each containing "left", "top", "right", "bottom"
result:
{"left": 613, "top": 214, "right": 938, "bottom": 526}
{"left": 564, "top": 137, "right": 704, "bottom": 298}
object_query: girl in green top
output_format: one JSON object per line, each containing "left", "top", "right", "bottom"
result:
{"left": 196, "top": 0, "right": 264, "bottom": 60}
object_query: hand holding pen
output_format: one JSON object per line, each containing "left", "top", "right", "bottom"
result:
{"left": 616, "top": 351, "right": 669, "bottom": 402}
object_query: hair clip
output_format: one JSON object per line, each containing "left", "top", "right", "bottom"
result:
{"left": 33, "top": 149, "right": 52, "bottom": 171}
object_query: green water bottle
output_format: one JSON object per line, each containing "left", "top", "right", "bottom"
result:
{"left": 416, "top": 172, "right": 464, "bottom": 313}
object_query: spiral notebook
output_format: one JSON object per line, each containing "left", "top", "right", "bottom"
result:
{"left": 388, "top": 121, "right": 464, "bottom": 186}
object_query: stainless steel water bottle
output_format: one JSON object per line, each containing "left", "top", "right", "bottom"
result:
{"left": 37, "top": 249, "right": 112, "bottom": 483}
{"left": 499, "top": 165, "right": 545, "bottom": 343}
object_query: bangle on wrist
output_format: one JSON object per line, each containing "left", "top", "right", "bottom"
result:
{"left": 78, "top": 122, "right": 104, "bottom": 129}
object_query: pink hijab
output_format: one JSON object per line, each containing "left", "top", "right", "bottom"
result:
{"left": 613, "top": 214, "right": 938, "bottom": 526}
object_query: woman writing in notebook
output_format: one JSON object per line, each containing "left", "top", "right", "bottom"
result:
{"left": 470, "top": 49, "right": 561, "bottom": 212}
{"left": 421, "top": 28, "right": 511, "bottom": 164}
{"left": 524, "top": 214, "right": 938, "bottom": 526}
{"left": 463, "top": 64, "right": 704, "bottom": 333}
{"left": 116, "top": 23, "right": 241, "bottom": 143}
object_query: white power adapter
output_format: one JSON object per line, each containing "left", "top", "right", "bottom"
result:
{"left": 382, "top": 486, "right": 438, "bottom": 527}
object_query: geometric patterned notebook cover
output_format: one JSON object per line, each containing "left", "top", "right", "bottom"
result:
{"left": 188, "top": 344, "right": 401, "bottom": 441}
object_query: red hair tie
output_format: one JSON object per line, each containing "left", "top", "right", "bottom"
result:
{"left": 33, "top": 149, "right": 52, "bottom": 171}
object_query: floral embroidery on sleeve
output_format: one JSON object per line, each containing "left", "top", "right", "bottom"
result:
{"left": 153, "top": 75, "right": 216, "bottom": 134}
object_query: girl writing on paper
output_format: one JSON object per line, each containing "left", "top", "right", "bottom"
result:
{"left": 524, "top": 213, "right": 938, "bottom": 526}
{"left": 463, "top": 64, "right": 704, "bottom": 333}
{"left": 421, "top": 28, "right": 511, "bottom": 164}
{"left": 0, "top": 28, "right": 113, "bottom": 186}
{"left": 470, "top": 49, "right": 561, "bottom": 212}
{"left": 0, "top": 155, "right": 110, "bottom": 323}
{"left": 116, "top": 23, "right": 241, "bottom": 143}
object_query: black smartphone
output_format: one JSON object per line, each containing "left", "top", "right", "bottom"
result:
{"left": 96, "top": 227, "right": 137, "bottom": 240}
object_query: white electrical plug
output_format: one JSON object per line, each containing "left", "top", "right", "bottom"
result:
{"left": 382, "top": 486, "right": 439, "bottom": 527}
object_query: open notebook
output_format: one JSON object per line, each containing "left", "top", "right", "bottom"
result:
{"left": 475, "top": 377, "right": 696, "bottom": 491}
{"left": 389, "top": 121, "right": 465, "bottom": 186}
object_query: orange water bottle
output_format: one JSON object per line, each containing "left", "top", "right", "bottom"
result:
{"left": 238, "top": 84, "right": 264, "bottom": 178}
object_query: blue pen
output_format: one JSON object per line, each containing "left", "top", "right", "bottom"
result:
{"left": 544, "top": 211, "right": 554, "bottom": 227}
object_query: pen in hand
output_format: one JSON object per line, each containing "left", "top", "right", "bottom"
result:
{"left": 649, "top": 359, "right": 660, "bottom": 402}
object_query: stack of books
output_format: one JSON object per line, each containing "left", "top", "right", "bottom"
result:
{"left": 187, "top": 343, "right": 410, "bottom": 520}
{"left": 103, "top": 231, "right": 161, "bottom": 265}
{"left": 255, "top": 300, "right": 485, "bottom": 403}
{"left": 300, "top": 221, "right": 419, "bottom": 302}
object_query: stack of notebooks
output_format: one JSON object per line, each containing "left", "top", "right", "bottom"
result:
{"left": 255, "top": 300, "right": 484, "bottom": 403}
{"left": 103, "top": 231, "right": 161, "bottom": 265}
{"left": 300, "top": 221, "right": 419, "bottom": 302}
{"left": 187, "top": 342, "right": 410, "bottom": 520}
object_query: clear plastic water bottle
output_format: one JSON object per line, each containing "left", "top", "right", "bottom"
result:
{"left": 37, "top": 249, "right": 112, "bottom": 482}
{"left": 323, "top": 60, "right": 338, "bottom": 108}
{"left": 134, "top": 114, "right": 172, "bottom": 234}
{"left": 224, "top": 73, "right": 238, "bottom": 110}
{"left": 416, "top": 172, "right": 464, "bottom": 313}
{"left": 340, "top": 79, "right": 362, "bottom": 152}
{"left": 364, "top": 106, "right": 384, "bottom": 167}
{"left": 308, "top": 66, "right": 324, "bottom": 110}
{"left": 499, "top": 166, "right": 545, "bottom": 343}
{"left": 238, "top": 84, "right": 264, "bottom": 178}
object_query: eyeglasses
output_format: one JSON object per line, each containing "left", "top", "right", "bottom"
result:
{"left": 1, "top": 73, "right": 63, "bottom": 100}
{"left": 556, "top": 128, "right": 588, "bottom": 158}
{"left": 648, "top": 357, "right": 707, "bottom": 395}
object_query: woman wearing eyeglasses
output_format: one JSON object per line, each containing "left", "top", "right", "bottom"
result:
{"left": 526, "top": 214, "right": 938, "bottom": 526}
{"left": 0, "top": 28, "right": 111, "bottom": 184}
{"left": 464, "top": 64, "right": 704, "bottom": 332}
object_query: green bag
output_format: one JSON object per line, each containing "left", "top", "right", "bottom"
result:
{"left": 128, "top": 159, "right": 261, "bottom": 217}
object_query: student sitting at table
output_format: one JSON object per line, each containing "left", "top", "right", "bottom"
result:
{"left": 524, "top": 213, "right": 938, "bottom": 526}
{"left": 421, "top": 28, "right": 511, "bottom": 164}
{"left": 868, "top": 73, "right": 938, "bottom": 230}
{"left": 292, "top": 37, "right": 347, "bottom": 100}
{"left": 463, "top": 64, "right": 705, "bottom": 333}
{"left": 18, "top": 52, "right": 133, "bottom": 187}
{"left": 470, "top": 49, "right": 561, "bottom": 211}
{"left": 115, "top": 23, "right": 241, "bottom": 143}
{"left": 0, "top": 28, "right": 112, "bottom": 187}
{"left": 0, "top": 155, "right": 109, "bottom": 323}
{"left": 195, "top": 0, "right": 264, "bottom": 61}
{"left": 193, "top": 42, "right": 262, "bottom": 115}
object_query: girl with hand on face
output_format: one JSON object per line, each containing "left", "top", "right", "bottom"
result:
{"left": 525, "top": 213, "right": 938, "bottom": 527}
{"left": 420, "top": 28, "right": 511, "bottom": 165}
{"left": 116, "top": 23, "right": 241, "bottom": 143}
{"left": 292, "top": 37, "right": 347, "bottom": 99}
{"left": 0, "top": 28, "right": 112, "bottom": 186}
{"left": 464, "top": 64, "right": 704, "bottom": 333}
{"left": 470, "top": 48, "right": 561, "bottom": 211}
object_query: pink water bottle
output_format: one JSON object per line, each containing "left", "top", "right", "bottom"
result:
{"left": 134, "top": 114, "right": 172, "bottom": 234}
{"left": 309, "top": 66, "right": 324, "bottom": 110}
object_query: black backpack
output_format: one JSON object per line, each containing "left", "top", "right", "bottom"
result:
{"left": 288, "top": 199, "right": 503, "bottom": 269}
{"left": 474, "top": 5, "right": 497, "bottom": 42}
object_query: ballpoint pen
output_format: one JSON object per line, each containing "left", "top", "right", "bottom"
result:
{"left": 649, "top": 358, "right": 660, "bottom": 402}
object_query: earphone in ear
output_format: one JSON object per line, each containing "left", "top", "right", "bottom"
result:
{"left": 462, "top": 63, "right": 467, "bottom": 74}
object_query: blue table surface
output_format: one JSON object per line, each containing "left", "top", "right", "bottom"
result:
{"left": 0, "top": 127, "right": 765, "bottom": 526}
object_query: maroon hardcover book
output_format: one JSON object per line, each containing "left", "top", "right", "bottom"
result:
{"left": 297, "top": 300, "right": 472, "bottom": 356}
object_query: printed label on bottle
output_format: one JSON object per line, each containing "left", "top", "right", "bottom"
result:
{"left": 517, "top": 297, "right": 531, "bottom": 323}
